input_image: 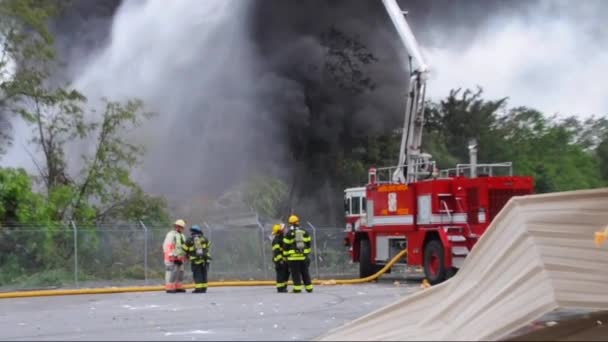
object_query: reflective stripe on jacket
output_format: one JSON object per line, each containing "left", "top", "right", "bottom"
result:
{"left": 282, "top": 226, "right": 312, "bottom": 261}
{"left": 163, "top": 230, "right": 186, "bottom": 263}
{"left": 184, "top": 234, "right": 211, "bottom": 265}
{"left": 272, "top": 234, "right": 285, "bottom": 264}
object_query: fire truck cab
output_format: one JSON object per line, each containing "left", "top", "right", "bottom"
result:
{"left": 344, "top": 187, "right": 366, "bottom": 230}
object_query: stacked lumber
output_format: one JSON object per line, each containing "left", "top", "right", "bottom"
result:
{"left": 318, "top": 188, "right": 608, "bottom": 341}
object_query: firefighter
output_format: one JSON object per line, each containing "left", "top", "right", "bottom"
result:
{"left": 163, "top": 219, "right": 188, "bottom": 293}
{"left": 282, "top": 214, "right": 313, "bottom": 293}
{"left": 272, "top": 223, "right": 290, "bottom": 293}
{"left": 183, "top": 224, "right": 212, "bottom": 293}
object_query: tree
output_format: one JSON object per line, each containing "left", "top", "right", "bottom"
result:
{"left": 0, "top": 1, "right": 171, "bottom": 286}
{"left": 242, "top": 175, "right": 288, "bottom": 219}
{"left": 425, "top": 87, "right": 508, "bottom": 163}
{"left": 68, "top": 99, "right": 156, "bottom": 222}
{"left": 0, "top": 0, "right": 59, "bottom": 154}
{"left": 420, "top": 87, "right": 606, "bottom": 194}
{"left": 492, "top": 107, "right": 604, "bottom": 192}
{"left": 0, "top": 0, "right": 168, "bottom": 225}
{"left": 17, "top": 88, "right": 162, "bottom": 223}
{"left": 0, "top": 167, "right": 50, "bottom": 225}
{"left": 96, "top": 187, "right": 169, "bottom": 225}
{"left": 597, "top": 137, "right": 608, "bottom": 182}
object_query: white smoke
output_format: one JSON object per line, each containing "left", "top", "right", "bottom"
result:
{"left": 422, "top": 0, "right": 608, "bottom": 119}
{"left": 3, "top": 0, "right": 607, "bottom": 202}
{"left": 3, "top": 0, "right": 268, "bottom": 202}
{"left": 0, "top": 35, "right": 33, "bottom": 170}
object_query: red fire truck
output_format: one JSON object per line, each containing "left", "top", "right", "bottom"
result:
{"left": 343, "top": 0, "right": 534, "bottom": 285}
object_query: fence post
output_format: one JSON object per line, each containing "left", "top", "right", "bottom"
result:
{"left": 138, "top": 220, "right": 149, "bottom": 284}
{"left": 70, "top": 220, "right": 79, "bottom": 288}
{"left": 307, "top": 221, "right": 320, "bottom": 280}
{"left": 256, "top": 216, "right": 269, "bottom": 280}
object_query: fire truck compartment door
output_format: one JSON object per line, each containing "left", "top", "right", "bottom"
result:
{"left": 376, "top": 236, "right": 406, "bottom": 262}
{"left": 375, "top": 236, "right": 390, "bottom": 261}
{"left": 417, "top": 195, "right": 432, "bottom": 224}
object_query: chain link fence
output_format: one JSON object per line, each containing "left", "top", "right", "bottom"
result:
{"left": 0, "top": 221, "right": 357, "bottom": 291}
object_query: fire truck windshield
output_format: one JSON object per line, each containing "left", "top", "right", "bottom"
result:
{"left": 344, "top": 187, "right": 367, "bottom": 217}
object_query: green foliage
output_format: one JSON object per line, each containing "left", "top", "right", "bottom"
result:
{"left": 0, "top": 0, "right": 170, "bottom": 287}
{"left": 0, "top": 0, "right": 78, "bottom": 155}
{"left": 0, "top": 0, "right": 59, "bottom": 124}
{"left": 425, "top": 87, "right": 508, "bottom": 162}
{"left": 11, "top": 68, "right": 165, "bottom": 223}
{"left": 0, "top": 167, "right": 49, "bottom": 224}
{"left": 1, "top": 0, "right": 168, "bottom": 226}
{"left": 243, "top": 176, "right": 288, "bottom": 219}
{"left": 69, "top": 98, "right": 157, "bottom": 222}
{"left": 329, "top": 86, "right": 607, "bottom": 220}
{"left": 98, "top": 187, "right": 170, "bottom": 225}
{"left": 493, "top": 108, "right": 604, "bottom": 192}
{"left": 9, "top": 268, "right": 75, "bottom": 288}
{"left": 0, "top": 0, "right": 58, "bottom": 86}
{"left": 423, "top": 88, "right": 607, "bottom": 193}
{"left": 1, "top": 0, "right": 606, "bottom": 285}
{"left": 597, "top": 138, "right": 608, "bottom": 181}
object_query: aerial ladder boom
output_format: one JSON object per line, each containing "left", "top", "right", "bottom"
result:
{"left": 381, "top": 0, "right": 430, "bottom": 183}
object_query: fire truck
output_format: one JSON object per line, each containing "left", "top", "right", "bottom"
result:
{"left": 343, "top": 0, "right": 534, "bottom": 285}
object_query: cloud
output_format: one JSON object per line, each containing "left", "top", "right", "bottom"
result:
{"left": 422, "top": 0, "right": 608, "bottom": 118}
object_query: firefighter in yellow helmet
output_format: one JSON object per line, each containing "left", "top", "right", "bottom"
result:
{"left": 271, "top": 223, "right": 290, "bottom": 293}
{"left": 282, "top": 214, "right": 313, "bottom": 293}
{"left": 163, "top": 219, "right": 187, "bottom": 293}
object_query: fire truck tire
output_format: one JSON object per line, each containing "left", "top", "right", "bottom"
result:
{"left": 359, "top": 239, "right": 377, "bottom": 278}
{"left": 423, "top": 239, "right": 447, "bottom": 285}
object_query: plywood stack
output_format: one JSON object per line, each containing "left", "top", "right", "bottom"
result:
{"left": 318, "top": 188, "right": 608, "bottom": 341}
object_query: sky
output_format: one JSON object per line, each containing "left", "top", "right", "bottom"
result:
{"left": 421, "top": 0, "right": 608, "bottom": 119}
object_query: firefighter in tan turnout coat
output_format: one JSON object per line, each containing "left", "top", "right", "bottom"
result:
{"left": 163, "top": 219, "right": 188, "bottom": 293}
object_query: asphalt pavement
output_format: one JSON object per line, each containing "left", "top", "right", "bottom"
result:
{"left": 0, "top": 281, "right": 419, "bottom": 341}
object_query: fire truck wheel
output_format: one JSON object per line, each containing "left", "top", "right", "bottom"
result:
{"left": 359, "top": 239, "right": 377, "bottom": 278}
{"left": 423, "top": 239, "right": 446, "bottom": 285}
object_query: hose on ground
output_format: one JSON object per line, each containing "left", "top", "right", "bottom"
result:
{"left": 0, "top": 249, "right": 408, "bottom": 299}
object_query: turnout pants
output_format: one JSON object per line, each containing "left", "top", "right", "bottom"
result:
{"left": 191, "top": 262, "right": 208, "bottom": 293}
{"left": 165, "top": 261, "right": 185, "bottom": 291}
{"left": 288, "top": 260, "right": 313, "bottom": 293}
{"left": 275, "top": 262, "right": 290, "bottom": 292}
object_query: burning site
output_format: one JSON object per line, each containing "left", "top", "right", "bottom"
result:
{"left": 0, "top": 0, "right": 607, "bottom": 341}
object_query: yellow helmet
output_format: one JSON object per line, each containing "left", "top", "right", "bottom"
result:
{"left": 288, "top": 215, "right": 299, "bottom": 225}
{"left": 174, "top": 219, "right": 186, "bottom": 228}
{"left": 272, "top": 224, "right": 282, "bottom": 234}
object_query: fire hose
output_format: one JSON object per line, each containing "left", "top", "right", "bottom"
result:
{"left": 0, "top": 249, "right": 408, "bottom": 299}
